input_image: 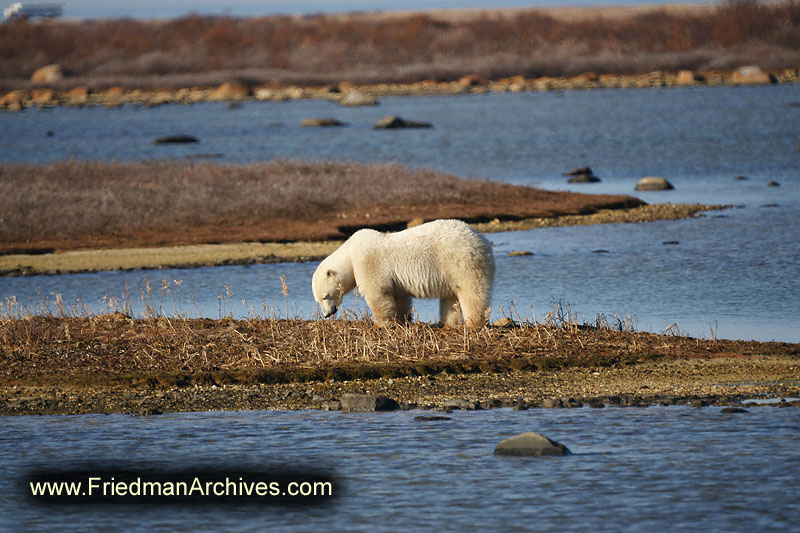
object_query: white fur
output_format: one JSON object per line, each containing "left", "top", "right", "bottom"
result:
{"left": 312, "top": 219, "right": 494, "bottom": 327}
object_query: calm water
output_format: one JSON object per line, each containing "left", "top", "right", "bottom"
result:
{"left": 2, "top": 85, "right": 798, "bottom": 341}
{"left": 2, "top": 86, "right": 800, "bottom": 531}
{"left": 2, "top": 406, "right": 799, "bottom": 531}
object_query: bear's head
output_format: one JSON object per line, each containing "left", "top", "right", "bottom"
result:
{"left": 312, "top": 267, "right": 345, "bottom": 318}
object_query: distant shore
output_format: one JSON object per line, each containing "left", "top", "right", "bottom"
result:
{"left": 0, "top": 203, "right": 727, "bottom": 277}
{"left": 2, "top": 67, "right": 796, "bottom": 112}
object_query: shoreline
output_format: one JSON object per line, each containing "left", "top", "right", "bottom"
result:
{"left": 2, "top": 67, "right": 796, "bottom": 111}
{"left": 2, "top": 354, "right": 798, "bottom": 416}
{"left": 0, "top": 203, "right": 727, "bottom": 277}
{"left": 2, "top": 314, "right": 798, "bottom": 416}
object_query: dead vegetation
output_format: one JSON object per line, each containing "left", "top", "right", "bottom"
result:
{"left": 0, "top": 160, "right": 643, "bottom": 253}
{"left": 2, "top": 291, "right": 797, "bottom": 387}
{"left": 1, "top": 0, "right": 799, "bottom": 90}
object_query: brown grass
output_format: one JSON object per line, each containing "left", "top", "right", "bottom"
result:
{"left": 2, "top": 0, "right": 799, "bottom": 90}
{"left": 0, "top": 160, "right": 643, "bottom": 253}
{"left": 2, "top": 308, "right": 796, "bottom": 385}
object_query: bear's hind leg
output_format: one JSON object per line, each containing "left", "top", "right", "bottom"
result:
{"left": 439, "top": 295, "right": 463, "bottom": 327}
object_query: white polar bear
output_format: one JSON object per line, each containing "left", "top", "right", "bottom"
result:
{"left": 312, "top": 219, "right": 495, "bottom": 327}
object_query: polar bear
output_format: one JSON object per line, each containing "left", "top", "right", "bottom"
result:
{"left": 312, "top": 219, "right": 494, "bottom": 327}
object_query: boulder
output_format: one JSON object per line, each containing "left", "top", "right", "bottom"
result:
{"left": 340, "top": 393, "right": 399, "bottom": 412}
{"left": 339, "top": 90, "right": 379, "bottom": 107}
{"left": 635, "top": 176, "right": 674, "bottom": 191}
{"left": 31, "top": 89, "right": 56, "bottom": 104}
{"left": 373, "top": 115, "right": 433, "bottom": 129}
{"left": 676, "top": 70, "right": 699, "bottom": 85}
{"left": 506, "top": 250, "right": 533, "bottom": 257}
{"left": 209, "top": 81, "right": 251, "bottom": 101}
{"left": 300, "top": 118, "right": 346, "bottom": 127}
{"left": 494, "top": 432, "right": 571, "bottom": 457}
{"left": 733, "top": 66, "right": 774, "bottom": 85}
{"left": 407, "top": 217, "right": 425, "bottom": 228}
{"left": 31, "top": 64, "right": 71, "bottom": 84}
{"left": 66, "top": 86, "right": 89, "bottom": 104}
{"left": 458, "top": 74, "right": 489, "bottom": 87}
{"left": 564, "top": 167, "right": 601, "bottom": 183}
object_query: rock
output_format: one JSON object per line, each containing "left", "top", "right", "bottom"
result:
{"left": 491, "top": 317, "right": 516, "bottom": 328}
{"left": 300, "top": 118, "right": 346, "bottom": 127}
{"left": 733, "top": 66, "right": 774, "bottom": 85}
{"left": 414, "top": 415, "right": 452, "bottom": 421}
{"left": 339, "top": 90, "right": 378, "bottom": 106}
{"left": 66, "top": 86, "right": 89, "bottom": 104}
{"left": 443, "top": 398, "right": 479, "bottom": 410}
{"left": 458, "top": 74, "right": 488, "bottom": 87}
{"left": 568, "top": 173, "right": 601, "bottom": 183}
{"left": 340, "top": 393, "right": 399, "bottom": 412}
{"left": 373, "top": 115, "right": 432, "bottom": 129}
{"left": 635, "top": 176, "right": 674, "bottom": 191}
{"left": 407, "top": 217, "right": 425, "bottom": 228}
{"left": 506, "top": 250, "right": 533, "bottom": 257}
{"left": 494, "top": 432, "right": 571, "bottom": 457}
{"left": 321, "top": 400, "right": 341, "bottom": 411}
{"left": 676, "top": 70, "right": 697, "bottom": 85}
{"left": 662, "top": 240, "right": 680, "bottom": 245}
{"left": 734, "top": 175, "right": 749, "bottom": 181}
{"left": 209, "top": 81, "right": 251, "bottom": 101}
{"left": 768, "top": 181, "right": 780, "bottom": 187}
{"left": 31, "top": 64, "right": 71, "bottom": 84}
{"left": 721, "top": 407, "right": 748, "bottom": 414}
{"left": 153, "top": 135, "right": 199, "bottom": 144}
{"left": 564, "top": 166, "right": 601, "bottom": 183}
{"left": 31, "top": 89, "right": 56, "bottom": 104}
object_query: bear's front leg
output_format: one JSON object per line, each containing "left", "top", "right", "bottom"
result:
{"left": 439, "top": 296, "right": 463, "bottom": 327}
{"left": 363, "top": 287, "right": 399, "bottom": 326}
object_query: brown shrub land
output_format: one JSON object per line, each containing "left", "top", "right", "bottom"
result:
{"left": 0, "top": 160, "right": 643, "bottom": 253}
{"left": 1, "top": 0, "right": 799, "bottom": 90}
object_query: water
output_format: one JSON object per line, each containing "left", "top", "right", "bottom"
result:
{"left": 2, "top": 406, "right": 798, "bottom": 531}
{"left": 2, "top": 85, "right": 799, "bottom": 341}
{"left": 61, "top": 0, "right": 716, "bottom": 20}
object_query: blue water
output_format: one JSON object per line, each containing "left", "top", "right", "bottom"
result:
{"left": 61, "top": 0, "right": 716, "bottom": 20}
{"left": 2, "top": 406, "right": 799, "bottom": 531}
{"left": 2, "top": 85, "right": 799, "bottom": 341}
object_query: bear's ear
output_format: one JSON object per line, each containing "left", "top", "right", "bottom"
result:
{"left": 326, "top": 270, "right": 335, "bottom": 278}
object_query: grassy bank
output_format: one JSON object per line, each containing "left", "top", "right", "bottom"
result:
{"left": 1, "top": 311, "right": 798, "bottom": 415}
{"left": 2, "top": 1, "right": 799, "bottom": 90}
{"left": 0, "top": 160, "right": 644, "bottom": 254}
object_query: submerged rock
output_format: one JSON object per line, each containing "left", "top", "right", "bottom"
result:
{"left": 373, "top": 115, "right": 433, "bottom": 129}
{"left": 153, "top": 135, "right": 199, "bottom": 144}
{"left": 494, "top": 432, "right": 571, "bottom": 457}
{"left": 301, "top": 117, "right": 346, "bottom": 127}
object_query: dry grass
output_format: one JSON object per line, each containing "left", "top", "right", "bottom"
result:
{"left": 3, "top": 293, "right": 795, "bottom": 384}
{"left": 2, "top": 0, "right": 799, "bottom": 90}
{"left": 0, "top": 160, "right": 643, "bottom": 253}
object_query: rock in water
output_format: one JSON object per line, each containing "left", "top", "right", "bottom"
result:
{"left": 494, "top": 432, "right": 571, "bottom": 456}
{"left": 635, "top": 176, "right": 674, "bottom": 191}
{"left": 340, "top": 393, "right": 399, "bottom": 412}
{"left": 373, "top": 115, "right": 433, "bottom": 129}
{"left": 153, "top": 135, "right": 199, "bottom": 144}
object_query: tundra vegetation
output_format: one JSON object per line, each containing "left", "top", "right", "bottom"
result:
{"left": 1, "top": 0, "right": 798, "bottom": 90}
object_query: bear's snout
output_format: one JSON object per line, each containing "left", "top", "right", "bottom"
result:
{"left": 323, "top": 304, "right": 337, "bottom": 318}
